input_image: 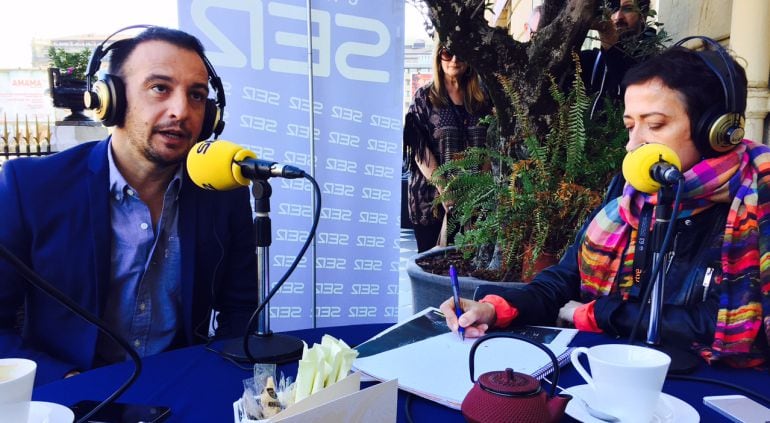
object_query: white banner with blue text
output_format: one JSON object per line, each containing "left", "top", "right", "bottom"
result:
{"left": 179, "top": 0, "right": 404, "bottom": 330}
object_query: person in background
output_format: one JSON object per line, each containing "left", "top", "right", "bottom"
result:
{"left": 403, "top": 41, "right": 492, "bottom": 252}
{"left": 0, "top": 27, "right": 257, "bottom": 385}
{"left": 442, "top": 42, "right": 770, "bottom": 368}
{"left": 523, "top": 5, "right": 543, "bottom": 42}
{"left": 580, "top": 0, "right": 656, "bottom": 117}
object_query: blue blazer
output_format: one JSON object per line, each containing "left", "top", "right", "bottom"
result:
{"left": 0, "top": 139, "right": 258, "bottom": 385}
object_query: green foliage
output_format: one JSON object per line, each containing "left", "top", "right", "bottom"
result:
{"left": 47, "top": 47, "right": 91, "bottom": 81}
{"left": 433, "top": 53, "right": 627, "bottom": 280}
{"left": 432, "top": 147, "right": 516, "bottom": 263}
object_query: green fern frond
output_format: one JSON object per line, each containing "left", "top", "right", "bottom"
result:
{"left": 498, "top": 75, "right": 534, "bottom": 139}
{"left": 565, "top": 52, "right": 589, "bottom": 182}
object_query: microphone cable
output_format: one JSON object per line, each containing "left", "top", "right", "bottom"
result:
{"left": 240, "top": 172, "right": 322, "bottom": 363}
{"left": 0, "top": 243, "right": 141, "bottom": 423}
{"left": 626, "top": 179, "right": 684, "bottom": 344}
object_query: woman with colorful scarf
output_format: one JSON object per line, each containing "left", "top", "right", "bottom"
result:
{"left": 440, "top": 43, "right": 770, "bottom": 367}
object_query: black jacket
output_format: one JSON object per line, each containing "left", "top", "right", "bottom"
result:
{"left": 476, "top": 177, "right": 727, "bottom": 349}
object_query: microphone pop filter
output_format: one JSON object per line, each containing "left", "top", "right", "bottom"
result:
{"left": 622, "top": 143, "right": 682, "bottom": 194}
{"left": 187, "top": 140, "right": 256, "bottom": 190}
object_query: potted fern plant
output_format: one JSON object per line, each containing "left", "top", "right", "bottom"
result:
{"left": 407, "top": 55, "right": 627, "bottom": 311}
{"left": 445, "top": 54, "right": 626, "bottom": 276}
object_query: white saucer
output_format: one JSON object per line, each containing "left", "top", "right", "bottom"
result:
{"left": 0, "top": 401, "right": 74, "bottom": 423}
{"left": 564, "top": 384, "right": 699, "bottom": 423}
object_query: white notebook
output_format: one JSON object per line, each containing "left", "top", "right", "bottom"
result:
{"left": 352, "top": 307, "right": 576, "bottom": 410}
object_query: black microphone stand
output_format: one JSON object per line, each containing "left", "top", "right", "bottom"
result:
{"left": 221, "top": 178, "right": 304, "bottom": 363}
{"left": 645, "top": 184, "right": 699, "bottom": 374}
{"left": 645, "top": 184, "right": 673, "bottom": 345}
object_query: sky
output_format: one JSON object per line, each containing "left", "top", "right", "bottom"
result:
{"left": 1, "top": 1, "right": 430, "bottom": 69}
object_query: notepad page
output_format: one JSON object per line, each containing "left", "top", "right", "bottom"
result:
{"left": 353, "top": 330, "right": 570, "bottom": 409}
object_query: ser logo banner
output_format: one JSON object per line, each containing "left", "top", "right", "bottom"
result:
{"left": 182, "top": 0, "right": 402, "bottom": 329}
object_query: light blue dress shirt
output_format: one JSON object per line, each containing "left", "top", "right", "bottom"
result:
{"left": 95, "top": 143, "right": 182, "bottom": 364}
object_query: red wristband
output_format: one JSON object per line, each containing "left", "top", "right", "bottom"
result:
{"left": 573, "top": 300, "right": 602, "bottom": 333}
{"left": 479, "top": 295, "right": 519, "bottom": 328}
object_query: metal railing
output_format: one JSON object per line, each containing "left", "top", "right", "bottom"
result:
{"left": 0, "top": 114, "right": 56, "bottom": 168}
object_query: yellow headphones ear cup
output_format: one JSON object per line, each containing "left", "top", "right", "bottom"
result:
{"left": 90, "top": 74, "right": 126, "bottom": 127}
{"left": 708, "top": 112, "right": 745, "bottom": 153}
{"left": 694, "top": 106, "right": 746, "bottom": 156}
{"left": 90, "top": 80, "right": 112, "bottom": 123}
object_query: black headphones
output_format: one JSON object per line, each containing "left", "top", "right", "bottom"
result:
{"left": 83, "top": 25, "right": 226, "bottom": 141}
{"left": 674, "top": 36, "right": 746, "bottom": 155}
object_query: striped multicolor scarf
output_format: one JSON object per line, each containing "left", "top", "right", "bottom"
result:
{"left": 578, "top": 140, "right": 770, "bottom": 365}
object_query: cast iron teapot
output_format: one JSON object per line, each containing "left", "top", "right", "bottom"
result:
{"left": 461, "top": 333, "right": 572, "bottom": 423}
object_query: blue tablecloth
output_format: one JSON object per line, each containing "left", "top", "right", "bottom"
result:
{"left": 33, "top": 325, "right": 769, "bottom": 422}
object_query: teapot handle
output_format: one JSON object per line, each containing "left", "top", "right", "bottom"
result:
{"left": 468, "top": 332, "right": 561, "bottom": 399}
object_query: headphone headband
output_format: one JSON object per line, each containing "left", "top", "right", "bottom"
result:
{"left": 672, "top": 35, "right": 745, "bottom": 154}
{"left": 201, "top": 54, "right": 226, "bottom": 110}
{"left": 84, "top": 25, "right": 154, "bottom": 94}
{"left": 673, "top": 36, "right": 740, "bottom": 116}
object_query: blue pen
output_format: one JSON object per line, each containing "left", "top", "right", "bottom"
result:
{"left": 449, "top": 265, "right": 465, "bottom": 340}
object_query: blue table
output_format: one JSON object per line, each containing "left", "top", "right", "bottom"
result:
{"left": 33, "top": 325, "right": 768, "bottom": 422}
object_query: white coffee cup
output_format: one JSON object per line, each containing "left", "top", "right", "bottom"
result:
{"left": 0, "top": 358, "right": 37, "bottom": 421}
{"left": 570, "top": 344, "right": 670, "bottom": 423}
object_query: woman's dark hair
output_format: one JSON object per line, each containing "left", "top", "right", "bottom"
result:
{"left": 108, "top": 27, "right": 207, "bottom": 76}
{"left": 621, "top": 46, "right": 748, "bottom": 154}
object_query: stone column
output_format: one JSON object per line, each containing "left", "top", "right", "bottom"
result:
{"left": 730, "top": 0, "right": 770, "bottom": 143}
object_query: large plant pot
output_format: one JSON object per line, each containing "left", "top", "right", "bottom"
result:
{"left": 406, "top": 246, "right": 525, "bottom": 314}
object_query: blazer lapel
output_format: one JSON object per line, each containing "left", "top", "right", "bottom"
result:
{"left": 179, "top": 176, "right": 198, "bottom": 343}
{"left": 87, "top": 140, "right": 111, "bottom": 314}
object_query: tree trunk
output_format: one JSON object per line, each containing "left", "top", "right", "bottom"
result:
{"left": 422, "top": 0, "right": 599, "bottom": 154}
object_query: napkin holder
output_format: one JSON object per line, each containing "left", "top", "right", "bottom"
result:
{"left": 233, "top": 372, "right": 396, "bottom": 423}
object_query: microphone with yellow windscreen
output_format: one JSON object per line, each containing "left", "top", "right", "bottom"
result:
{"left": 622, "top": 143, "right": 683, "bottom": 194}
{"left": 187, "top": 140, "right": 255, "bottom": 190}
{"left": 187, "top": 140, "right": 307, "bottom": 191}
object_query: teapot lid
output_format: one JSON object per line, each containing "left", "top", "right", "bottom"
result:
{"left": 478, "top": 368, "right": 542, "bottom": 397}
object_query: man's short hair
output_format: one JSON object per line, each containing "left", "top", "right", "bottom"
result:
{"left": 107, "top": 27, "right": 207, "bottom": 77}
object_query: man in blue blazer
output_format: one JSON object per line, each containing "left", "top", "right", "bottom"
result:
{"left": 0, "top": 27, "right": 257, "bottom": 385}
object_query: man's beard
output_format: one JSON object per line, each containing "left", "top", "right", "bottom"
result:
{"left": 127, "top": 130, "right": 190, "bottom": 168}
{"left": 141, "top": 143, "right": 186, "bottom": 167}
{"left": 618, "top": 21, "right": 644, "bottom": 40}
{"left": 126, "top": 117, "right": 193, "bottom": 168}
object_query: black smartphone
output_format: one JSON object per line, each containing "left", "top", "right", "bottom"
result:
{"left": 70, "top": 400, "right": 171, "bottom": 423}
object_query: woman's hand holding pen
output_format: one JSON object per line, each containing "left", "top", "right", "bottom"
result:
{"left": 439, "top": 297, "right": 496, "bottom": 338}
